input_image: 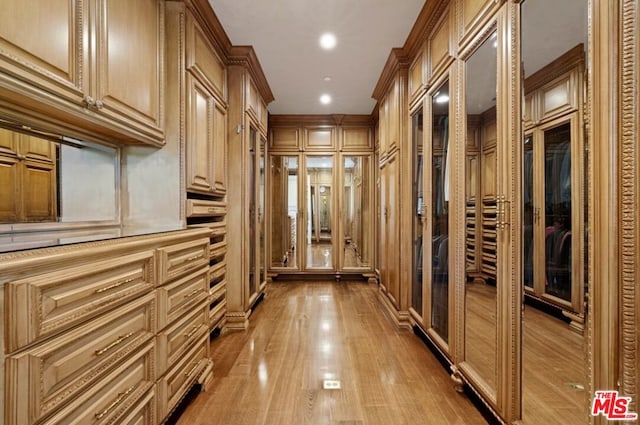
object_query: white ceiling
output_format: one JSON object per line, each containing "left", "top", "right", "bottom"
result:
{"left": 208, "top": 0, "right": 425, "bottom": 115}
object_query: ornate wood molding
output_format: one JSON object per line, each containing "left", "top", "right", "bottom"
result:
{"left": 269, "top": 114, "right": 373, "bottom": 128}
{"left": 619, "top": 0, "right": 638, "bottom": 412}
{"left": 371, "top": 48, "right": 410, "bottom": 101}
{"left": 227, "top": 45, "right": 275, "bottom": 104}
{"left": 524, "top": 44, "right": 585, "bottom": 93}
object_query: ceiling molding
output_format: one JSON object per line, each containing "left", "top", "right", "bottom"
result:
{"left": 269, "top": 114, "right": 373, "bottom": 128}
{"left": 186, "top": 0, "right": 232, "bottom": 57}
{"left": 227, "top": 46, "right": 275, "bottom": 104}
{"left": 403, "top": 0, "right": 450, "bottom": 59}
{"left": 371, "top": 48, "right": 411, "bottom": 101}
{"left": 524, "top": 43, "right": 585, "bottom": 93}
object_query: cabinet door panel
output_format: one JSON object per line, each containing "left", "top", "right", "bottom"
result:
{"left": 22, "top": 160, "right": 56, "bottom": 222}
{"left": 0, "top": 0, "right": 86, "bottom": 103}
{"left": 95, "top": 0, "right": 164, "bottom": 137}
{"left": 186, "top": 76, "right": 215, "bottom": 193}
{"left": 213, "top": 101, "right": 227, "bottom": 195}
{"left": 0, "top": 155, "right": 20, "bottom": 222}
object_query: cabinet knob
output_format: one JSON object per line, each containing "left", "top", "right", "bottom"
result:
{"left": 95, "top": 99, "right": 104, "bottom": 109}
{"left": 84, "top": 96, "right": 96, "bottom": 107}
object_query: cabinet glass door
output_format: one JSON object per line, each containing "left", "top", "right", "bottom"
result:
{"left": 248, "top": 127, "right": 257, "bottom": 297}
{"left": 542, "top": 122, "right": 572, "bottom": 302}
{"left": 341, "top": 155, "right": 372, "bottom": 270}
{"left": 411, "top": 108, "right": 424, "bottom": 317}
{"left": 523, "top": 133, "right": 534, "bottom": 290}
{"left": 259, "top": 137, "right": 266, "bottom": 285}
{"left": 305, "top": 156, "right": 334, "bottom": 269}
{"left": 269, "top": 156, "right": 299, "bottom": 270}
{"left": 430, "top": 80, "right": 450, "bottom": 342}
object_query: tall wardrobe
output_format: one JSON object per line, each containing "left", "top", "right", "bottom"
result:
{"left": 369, "top": 0, "right": 638, "bottom": 423}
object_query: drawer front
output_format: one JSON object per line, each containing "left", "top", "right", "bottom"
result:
{"left": 39, "top": 341, "right": 155, "bottom": 425}
{"left": 157, "top": 333, "right": 209, "bottom": 421}
{"left": 157, "top": 238, "right": 209, "bottom": 284}
{"left": 156, "top": 300, "right": 208, "bottom": 375}
{"left": 116, "top": 387, "right": 156, "bottom": 425}
{"left": 5, "top": 250, "right": 155, "bottom": 352}
{"left": 210, "top": 240, "right": 227, "bottom": 260}
{"left": 6, "top": 293, "right": 156, "bottom": 424}
{"left": 185, "top": 199, "right": 226, "bottom": 218}
{"left": 157, "top": 267, "right": 208, "bottom": 329}
{"left": 209, "top": 298, "right": 226, "bottom": 328}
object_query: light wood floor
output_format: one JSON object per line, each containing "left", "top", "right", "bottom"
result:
{"left": 177, "top": 282, "right": 487, "bottom": 425}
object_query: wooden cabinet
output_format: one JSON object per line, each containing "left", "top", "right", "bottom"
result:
{"left": 522, "top": 46, "right": 586, "bottom": 328}
{"left": 226, "top": 50, "right": 273, "bottom": 330}
{"left": 184, "top": 15, "right": 228, "bottom": 197}
{"left": 0, "top": 229, "right": 213, "bottom": 425}
{"left": 0, "top": 129, "right": 56, "bottom": 223}
{"left": 166, "top": 1, "right": 231, "bottom": 333}
{"left": 0, "top": 0, "right": 165, "bottom": 146}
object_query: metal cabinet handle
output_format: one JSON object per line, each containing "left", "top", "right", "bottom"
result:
{"left": 95, "top": 332, "right": 135, "bottom": 356}
{"left": 96, "top": 277, "right": 134, "bottom": 293}
{"left": 184, "top": 325, "right": 200, "bottom": 339}
{"left": 94, "top": 385, "right": 136, "bottom": 419}
{"left": 186, "top": 254, "right": 204, "bottom": 262}
{"left": 95, "top": 99, "right": 104, "bottom": 109}
{"left": 185, "top": 361, "right": 199, "bottom": 377}
{"left": 84, "top": 95, "right": 96, "bottom": 107}
{"left": 184, "top": 288, "right": 202, "bottom": 299}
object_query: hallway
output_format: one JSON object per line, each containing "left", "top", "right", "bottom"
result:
{"left": 177, "top": 282, "right": 487, "bottom": 424}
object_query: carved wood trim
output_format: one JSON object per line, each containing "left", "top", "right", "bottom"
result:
{"left": 227, "top": 46, "right": 274, "bottom": 104}
{"left": 372, "top": 49, "right": 411, "bottom": 101}
{"left": 619, "top": 0, "right": 638, "bottom": 413}
{"left": 269, "top": 114, "right": 373, "bottom": 128}
{"left": 524, "top": 44, "right": 585, "bottom": 93}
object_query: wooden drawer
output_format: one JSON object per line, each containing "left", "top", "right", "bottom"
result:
{"left": 6, "top": 293, "right": 155, "bottom": 425}
{"left": 209, "top": 298, "right": 226, "bottom": 328}
{"left": 156, "top": 300, "right": 208, "bottom": 376}
{"left": 5, "top": 250, "right": 155, "bottom": 352}
{"left": 114, "top": 387, "right": 156, "bottom": 425}
{"left": 186, "top": 199, "right": 227, "bottom": 218}
{"left": 38, "top": 341, "right": 155, "bottom": 425}
{"left": 157, "top": 267, "right": 209, "bottom": 330}
{"left": 157, "top": 238, "right": 209, "bottom": 284}
{"left": 210, "top": 260, "right": 226, "bottom": 282}
{"left": 210, "top": 240, "right": 227, "bottom": 261}
{"left": 157, "top": 333, "right": 209, "bottom": 421}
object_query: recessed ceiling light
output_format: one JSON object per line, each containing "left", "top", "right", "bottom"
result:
{"left": 319, "top": 33, "right": 337, "bottom": 50}
{"left": 320, "top": 94, "right": 332, "bottom": 105}
{"left": 323, "top": 76, "right": 332, "bottom": 82}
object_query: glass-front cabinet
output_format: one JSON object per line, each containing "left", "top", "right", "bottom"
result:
{"left": 267, "top": 122, "right": 374, "bottom": 279}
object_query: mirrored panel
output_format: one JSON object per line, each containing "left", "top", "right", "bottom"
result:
{"left": 431, "top": 79, "right": 450, "bottom": 342}
{"left": 249, "top": 127, "right": 257, "bottom": 296}
{"left": 269, "top": 155, "right": 298, "bottom": 269}
{"left": 259, "top": 137, "right": 266, "bottom": 285}
{"left": 521, "top": 0, "right": 588, "bottom": 422}
{"left": 0, "top": 122, "right": 119, "bottom": 227}
{"left": 411, "top": 108, "right": 424, "bottom": 316}
{"left": 464, "top": 32, "right": 498, "bottom": 394}
{"left": 342, "top": 155, "right": 372, "bottom": 269}
{"left": 306, "top": 156, "right": 333, "bottom": 269}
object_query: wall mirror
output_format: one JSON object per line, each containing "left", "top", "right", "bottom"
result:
{"left": 269, "top": 155, "right": 299, "bottom": 269}
{"left": 430, "top": 78, "right": 450, "bottom": 344}
{"left": 463, "top": 30, "right": 498, "bottom": 398}
{"left": 341, "top": 155, "right": 372, "bottom": 269}
{"left": 521, "top": 0, "right": 588, "bottom": 422}
{"left": 305, "top": 155, "right": 334, "bottom": 269}
{"left": 0, "top": 118, "right": 119, "bottom": 231}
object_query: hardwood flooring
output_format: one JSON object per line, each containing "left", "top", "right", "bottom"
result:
{"left": 177, "top": 282, "right": 487, "bottom": 425}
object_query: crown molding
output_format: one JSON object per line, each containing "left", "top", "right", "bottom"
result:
{"left": 269, "top": 114, "right": 373, "bottom": 128}
{"left": 227, "top": 45, "right": 275, "bottom": 104}
{"left": 524, "top": 43, "right": 585, "bottom": 93}
{"left": 186, "top": 0, "right": 232, "bottom": 57}
{"left": 371, "top": 48, "right": 411, "bottom": 101}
